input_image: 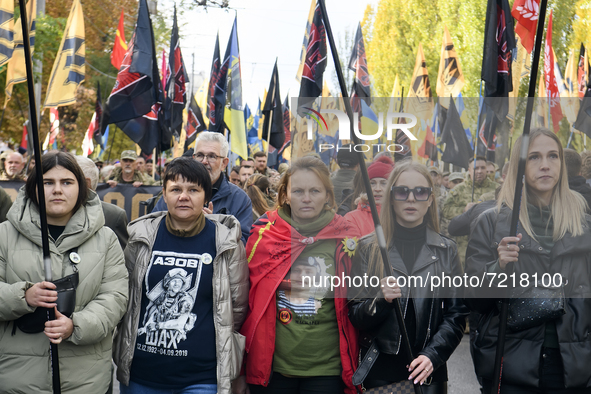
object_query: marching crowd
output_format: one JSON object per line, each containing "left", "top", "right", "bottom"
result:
{"left": 2, "top": 128, "right": 591, "bottom": 393}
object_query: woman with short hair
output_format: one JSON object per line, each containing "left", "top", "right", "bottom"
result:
{"left": 113, "top": 157, "right": 248, "bottom": 394}
{"left": 0, "top": 151, "right": 129, "bottom": 393}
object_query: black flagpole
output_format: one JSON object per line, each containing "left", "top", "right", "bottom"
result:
{"left": 491, "top": 0, "right": 548, "bottom": 393}
{"left": 318, "top": 1, "right": 422, "bottom": 393}
{"left": 18, "top": 0, "right": 61, "bottom": 392}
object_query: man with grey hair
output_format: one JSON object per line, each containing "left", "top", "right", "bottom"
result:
{"left": 152, "top": 131, "right": 252, "bottom": 244}
{"left": 76, "top": 156, "right": 129, "bottom": 250}
{"left": 0, "top": 151, "right": 26, "bottom": 181}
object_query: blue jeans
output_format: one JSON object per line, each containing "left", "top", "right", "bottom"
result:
{"left": 120, "top": 381, "right": 217, "bottom": 394}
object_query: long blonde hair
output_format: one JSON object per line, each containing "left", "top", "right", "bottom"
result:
{"left": 497, "top": 128, "right": 587, "bottom": 240}
{"left": 366, "top": 161, "right": 439, "bottom": 277}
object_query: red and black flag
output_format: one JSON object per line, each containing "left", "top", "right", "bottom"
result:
{"left": 578, "top": 44, "right": 589, "bottom": 99}
{"left": 206, "top": 34, "right": 226, "bottom": 132}
{"left": 476, "top": 102, "right": 498, "bottom": 160}
{"left": 348, "top": 23, "right": 371, "bottom": 111}
{"left": 279, "top": 95, "right": 291, "bottom": 155}
{"left": 262, "top": 60, "right": 285, "bottom": 151}
{"left": 441, "top": 98, "right": 472, "bottom": 169}
{"left": 102, "top": 0, "right": 165, "bottom": 154}
{"left": 92, "top": 81, "right": 104, "bottom": 149}
{"left": 165, "top": 6, "right": 188, "bottom": 139}
{"left": 482, "top": 0, "right": 516, "bottom": 120}
{"left": 185, "top": 93, "right": 206, "bottom": 150}
{"left": 297, "top": 0, "right": 327, "bottom": 111}
{"left": 418, "top": 126, "right": 438, "bottom": 163}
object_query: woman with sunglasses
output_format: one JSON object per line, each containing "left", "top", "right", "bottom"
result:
{"left": 465, "top": 128, "right": 591, "bottom": 393}
{"left": 349, "top": 161, "right": 468, "bottom": 393}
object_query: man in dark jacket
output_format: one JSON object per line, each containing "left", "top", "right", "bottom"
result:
{"left": 152, "top": 132, "right": 252, "bottom": 244}
{"left": 564, "top": 148, "right": 591, "bottom": 213}
{"left": 332, "top": 144, "right": 359, "bottom": 206}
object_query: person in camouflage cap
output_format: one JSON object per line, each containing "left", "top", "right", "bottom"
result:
{"left": 442, "top": 156, "right": 498, "bottom": 268}
{"left": 107, "top": 150, "right": 155, "bottom": 187}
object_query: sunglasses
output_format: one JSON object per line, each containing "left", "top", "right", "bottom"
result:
{"left": 391, "top": 186, "right": 432, "bottom": 201}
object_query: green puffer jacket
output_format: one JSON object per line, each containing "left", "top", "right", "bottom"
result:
{"left": 0, "top": 188, "right": 129, "bottom": 393}
{"left": 113, "top": 212, "right": 249, "bottom": 394}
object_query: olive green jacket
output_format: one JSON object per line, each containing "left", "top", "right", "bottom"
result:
{"left": 0, "top": 188, "right": 129, "bottom": 393}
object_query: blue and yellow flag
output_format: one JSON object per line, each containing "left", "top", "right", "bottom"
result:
{"left": 44, "top": 0, "right": 85, "bottom": 108}
{"left": 4, "top": 0, "right": 35, "bottom": 108}
{"left": 0, "top": 0, "right": 14, "bottom": 68}
{"left": 223, "top": 17, "right": 247, "bottom": 159}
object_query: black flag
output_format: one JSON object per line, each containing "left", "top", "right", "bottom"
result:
{"left": 164, "top": 6, "right": 188, "bottom": 139}
{"left": 185, "top": 93, "right": 206, "bottom": 150}
{"left": 262, "top": 60, "right": 285, "bottom": 150}
{"left": 482, "top": 0, "right": 516, "bottom": 120}
{"left": 574, "top": 86, "right": 591, "bottom": 138}
{"left": 348, "top": 23, "right": 371, "bottom": 111}
{"left": 102, "top": 0, "right": 165, "bottom": 153}
{"left": 441, "top": 98, "right": 472, "bottom": 169}
{"left": 297, "top": 0, "right": 327, "bottom": 111}
{"left": 92, "top": 81, "right": 103, "bottom": 149}
{"left": 206, "top": 35, "right": 226, "bottom": 132}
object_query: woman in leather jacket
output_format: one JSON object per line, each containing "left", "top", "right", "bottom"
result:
{"left": 349, "top": 161, "right": 468, "bottom": 393}
{"left": 465, "top": 128, "right": 591, "bottom": 393}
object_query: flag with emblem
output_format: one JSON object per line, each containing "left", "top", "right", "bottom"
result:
{"left": 185, "top": 93, "right": 206, "bottom": 150}
{"left": 297, "top": 0, "right": 327, "bottom": 111}
{"left": 4, "top": 0, "right": 35, "bottom": 108}
{"left": 482, "top": 0, "right": 516, "bottom": 120}
{"left": 102, "top": 0, "right": 165, "bottom": 154}
{"left": 206, "top": 34, "right": 226, "bottom": 132}
{"left": 511, "top": 0, "right": 540, "bottom": 54}
{"left": 44, "top": 0, "right": 85, "bottom": 108}
{"left": 578, "top": 44, "right": 589, "bottom": 99}
{"left": 436, "top": 25, "right": 464, "bottom": 108}
{"left": 0, "top": 0, "right": 14, "bottom": 68}
{"left": 164, "top": 6, "right": 188, "bottom": 139}
{"left": 406, "top": 43, "right": 433, "bottom": 121}
{"left": 349, "top": 23, "right": 371, "bottom": 110}
{"left": 544, "top": 11, "right": 562, "bottom": 132}
{"left": 111, "top": 9, "right": 127, "bottom": 70}
{"left": 222, "top": 17, "right": 248, "bottom": 158}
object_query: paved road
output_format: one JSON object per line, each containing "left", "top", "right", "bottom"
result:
{"left": 113, "top": 334, "right": 480, "bottom": 394}
{"left": 447, "top": 333, "right": 481, "bottom": 393}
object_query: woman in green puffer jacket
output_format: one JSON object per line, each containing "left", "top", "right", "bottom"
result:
{"left": 0, "top": 151, "right": 129, "bottom": 393}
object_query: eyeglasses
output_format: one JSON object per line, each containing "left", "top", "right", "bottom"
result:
{"left": 391, "top": 186, "right": 432, "bottom": 201}
{"left": 193, "top": 153, "right": 224, "bottom": 162}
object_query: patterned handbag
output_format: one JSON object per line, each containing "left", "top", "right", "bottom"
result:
{"left": 364, "top": 380, "right": 415, "bottom": 394}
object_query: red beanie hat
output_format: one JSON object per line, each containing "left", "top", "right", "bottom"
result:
{"left": 367, "top": 156, "right": 394, "bottom": 180}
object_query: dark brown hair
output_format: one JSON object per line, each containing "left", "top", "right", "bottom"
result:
{"left": 26, "top": 151, "right": 89, "bottom": 214}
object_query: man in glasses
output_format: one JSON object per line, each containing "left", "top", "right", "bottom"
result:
{"left": 442, "top": 156, "right": 498, "bottom": 268}
{"left": 152, "top": 132, "right": 252, "bottom": 244}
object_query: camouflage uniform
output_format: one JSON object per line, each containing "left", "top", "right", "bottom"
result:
{"left": 434, "top": 185, "right": 450, "bottom": 236}
{"left": 0, "top": 171, "right": 26, "bottom": 181}
{"left": 108, "top": 167, "right": 154, "bottom": 185}
{"left": 442, "top": 177, "right": 498, "bottom": 269}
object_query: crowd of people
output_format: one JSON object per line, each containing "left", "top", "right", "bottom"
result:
{"left": 1, "top": 128, "right": 591, "bottom": 393}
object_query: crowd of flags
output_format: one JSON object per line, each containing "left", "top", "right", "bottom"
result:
{"left": 1, "top": 0, "right": 591, "bottom": 169}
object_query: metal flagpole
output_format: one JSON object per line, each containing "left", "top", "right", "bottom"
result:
{"left": 18, "top": 0, "right": 61, "bottom": 391}
{"left": 491, "top": 1, "right": 548, "bottom": 393}
{"left": 318, "top": 0, "right": 422, "bottom": 392}
{"left": 472, "top": 80, "right": 484, "bottom": 202}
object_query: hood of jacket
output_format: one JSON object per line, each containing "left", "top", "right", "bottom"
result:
{"left": 6, "top": 187, "right": 105, "bottom": 253}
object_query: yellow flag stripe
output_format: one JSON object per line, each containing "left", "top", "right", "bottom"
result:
{"left": 247, "top": 221, "right": 273, "bottom": 263}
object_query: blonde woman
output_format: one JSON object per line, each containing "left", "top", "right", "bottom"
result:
{"left": 349, "top": 161, "right": 467, "bottom": 393}
{"left": 465, "top": 128, "right": 591, "bottom": 392}
{"left": 244, "top": 174, "right": 275, "bottom": 222}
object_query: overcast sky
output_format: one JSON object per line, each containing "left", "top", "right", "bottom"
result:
{"left": 159, "top": 0, "right": 379, "bottom": 109}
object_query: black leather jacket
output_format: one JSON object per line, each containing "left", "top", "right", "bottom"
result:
{"left": 348, "top": 227, "right": 468, "bottom": 374}
{"left": 465, "top": 206, "right": 591, "bottom": 388}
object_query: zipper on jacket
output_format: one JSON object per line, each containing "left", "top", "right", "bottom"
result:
{"left": 396, "top": 282, "right": 410, "bottom": 356}
{"left": 422, "top": 299, "right": 435, "bottom": 349}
